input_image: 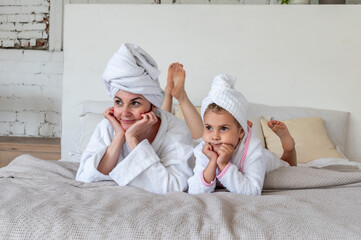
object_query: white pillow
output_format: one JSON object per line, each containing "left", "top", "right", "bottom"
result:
{"left": 78, "top": 100, "right": 113, "bottom": 116}
{"left": 75, "top": 101, "right": 350, "bottom": 161}
{"left": 76, "top": 101, "right": 112, "bottom": 153}
{"left": 78, "top": 112, "right": 104, "bottom": 153}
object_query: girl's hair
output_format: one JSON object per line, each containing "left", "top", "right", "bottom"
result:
{"left": 205, "top": 103, "right": 241, "bottom": 129}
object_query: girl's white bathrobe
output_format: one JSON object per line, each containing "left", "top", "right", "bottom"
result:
{"left": 187, "top": 129, "right": 288, "bottom": 195}
{"left": 76, "top": 109, "right": 194, "bottom": 194}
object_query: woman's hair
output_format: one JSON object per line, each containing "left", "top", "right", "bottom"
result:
{"left": 205, "top": 103, "right": 242, "bottom": 129}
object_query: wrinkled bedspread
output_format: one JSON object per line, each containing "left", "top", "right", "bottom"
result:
{"left": 1, "top": 155, "right": 361, "bottom": 239}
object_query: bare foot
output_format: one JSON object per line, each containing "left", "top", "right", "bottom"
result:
{"left": 268, "top": 120, "right": 297, "bottom": 166}
{"left": 267, "top": 120, "right": 295, "bottom": 152}
{"left": 165, "top": 63, "right": 177, "bottom": 95}
{"left": 171, "top": 64, "right": 186, "bottom": 101}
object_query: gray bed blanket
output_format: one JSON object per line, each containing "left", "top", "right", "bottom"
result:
{"left": 1, "top": 154, "right": 361, "bottom": 239}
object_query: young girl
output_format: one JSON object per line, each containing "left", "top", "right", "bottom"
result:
{"left": 76, "top": 44, "right": 194, "bottom": 194}
{"left": 163, "top": 67, "right": 296, "bottom": 195}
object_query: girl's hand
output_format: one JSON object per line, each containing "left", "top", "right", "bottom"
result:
{"left": 104, "top": 107, "right": 125, "bottom": 136}
{"left": 202, "top": 142, "right": 218, "bottom": 162}
{"left": 216, "top": 144, "right": 234, "bottom": 170}
{"left": 125, "top": 111, "right": 158, "bottom": 150}
{"left": 202, "top": 142, "right": 218, "bottom": 184}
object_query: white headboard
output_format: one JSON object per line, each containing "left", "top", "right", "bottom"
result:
{"left": 63, "top": 5, "right": 361, "bottom": 162}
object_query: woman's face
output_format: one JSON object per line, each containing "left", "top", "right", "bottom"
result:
{"left": 113, "top": 89, "right": 153, "bottom": 130}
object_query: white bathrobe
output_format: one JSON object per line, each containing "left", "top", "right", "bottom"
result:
{"left": 187, "top": 129, "right": 288, "bottom": 195}
{"left": 76, "top": 109, "right": 194, "bottom": 194}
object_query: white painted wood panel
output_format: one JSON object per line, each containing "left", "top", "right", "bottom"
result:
{"left": 63, "top": 5, "right": 361, "bottom": 162}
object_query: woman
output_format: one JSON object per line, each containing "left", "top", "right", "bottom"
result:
{"left": 76, "top": 43, "right": 194, "bottom": 194}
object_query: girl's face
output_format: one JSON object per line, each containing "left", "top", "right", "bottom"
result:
{"left": 203, "top": 110, "right": 244, "bottom": 152}
{"left": 113, "top": 89, "right": 153, "bottom": 130}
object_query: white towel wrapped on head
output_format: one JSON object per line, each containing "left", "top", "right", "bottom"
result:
{"left": 201, "top": 74, "right": 249, "bottom": 135}
{"left": 102, "top": 43, "right": 164, "bottom": 108}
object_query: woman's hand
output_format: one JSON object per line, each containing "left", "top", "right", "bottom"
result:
{"left": 125, "top": 111, "right": 158, "bottom": 150}
{"left": 104, "top": 107, "right": 125, "bottom": 136}
{"left": 98, "top": 107, "right": 125, "bottom": 175}
{"left": 216, "top": 144, "right": 234, "bottom": 171}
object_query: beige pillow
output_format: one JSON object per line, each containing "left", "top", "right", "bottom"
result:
{"left": 260, "top": 117, "right": 343, "bottom": 164}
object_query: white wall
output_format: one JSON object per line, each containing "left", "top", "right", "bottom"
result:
{"left": 63, "top": 5, "right": 361, "bottom": 162}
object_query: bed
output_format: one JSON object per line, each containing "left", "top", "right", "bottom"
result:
{"left": 1, "top": 4, "right": 361, "bottom": 239}
{"left": 1, "top": 154, "right": 361, "bottom": 239}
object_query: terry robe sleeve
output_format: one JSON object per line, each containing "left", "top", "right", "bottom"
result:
{"left": 216, "top": 135, "right": 267, "bottom": 195}
{"left": 76, "top": 119, "right": 115, "bottom": 182}
{"left": 187, "top": 141, "right": 216, "bottom": 194}
{"left": 76, "top": 110, "right": 194, "bottom": 194}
